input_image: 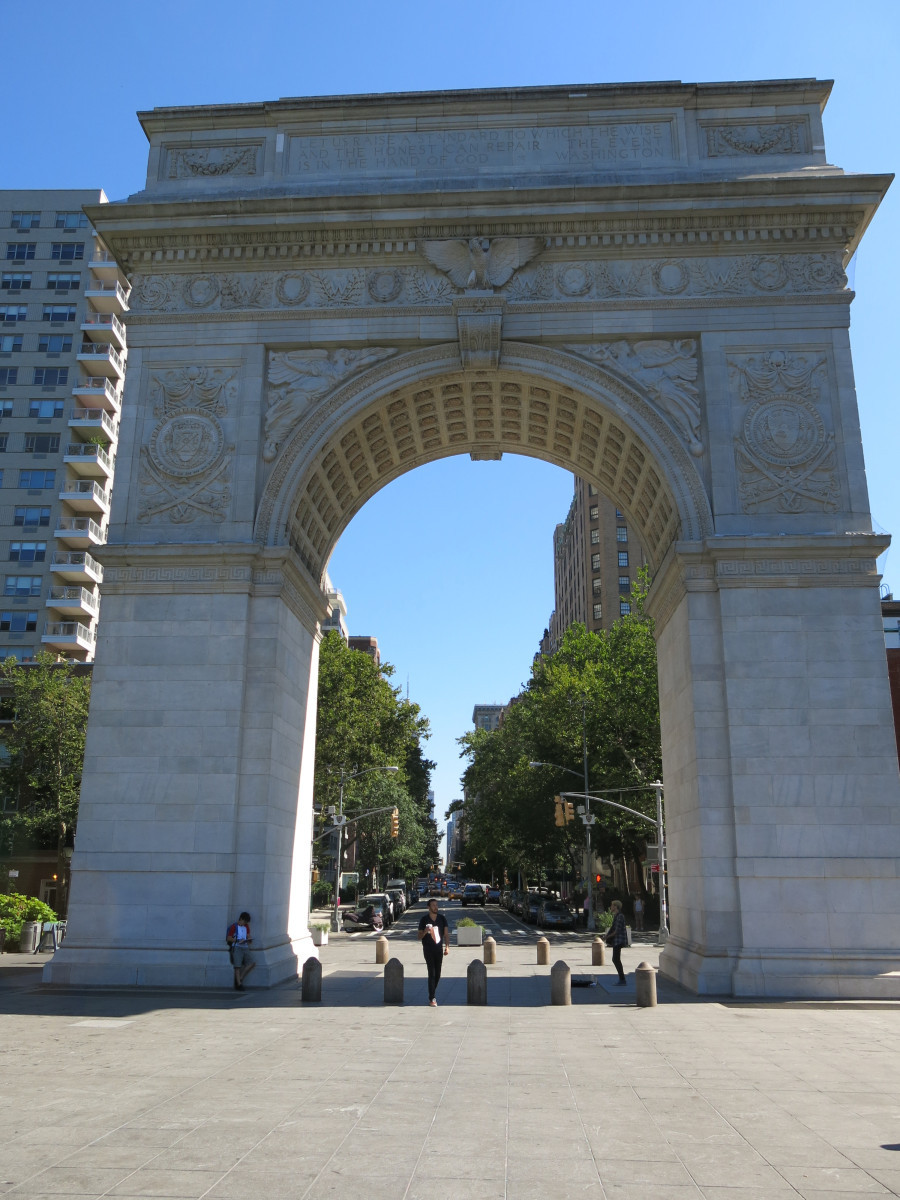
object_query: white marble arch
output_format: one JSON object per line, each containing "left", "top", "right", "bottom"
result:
{"left": 43, "top": 79, "right": 900, "bottom": 997}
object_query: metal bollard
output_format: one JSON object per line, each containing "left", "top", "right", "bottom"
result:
{"left": 384, "top": 958, "right": 404, "bottom": 1004}
{"left": 483, "top": 936, "right": 496, "bottom": 965}
{"left": 301, "top": 956, "right": 322, "bottom": 1002}
{"left": 591, "top": 937, "right": 606, "bottom": 967}
{"left": 536, "top": 937, "right": 550, "bottom": 965}
{"left": 375, "top": 936, "right": 390, "bottom": 964}
{"left": 635, "top": 961, "right": 657, "bottom": 1007}
{"left": 467, "top": 959, "right": 487, "bottom": 1005}
{"left": 550, "top": 960, "right": 571, "bottom": 1005}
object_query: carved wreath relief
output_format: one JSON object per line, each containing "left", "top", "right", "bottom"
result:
{"left": 264, "top": 348, "right": 397, "bottom": 460}
{"left": 730, "top": 350, "right": 839, "bottom": 514}
{"left": 566, "top": 340, "right": 703, "bottom": 456}
{"left": 138, "top": 366, "right": 236, "bottom": 524}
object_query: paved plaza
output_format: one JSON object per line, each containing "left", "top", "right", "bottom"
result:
{"left": 3, "top": 921, "right": 900, "bottom": 1200}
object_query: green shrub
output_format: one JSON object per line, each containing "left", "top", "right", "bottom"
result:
{"left": 456, "top": 916, "right": 479, "bottom": 928}
{"left": 0, "top": 892, "right": 57, "bottom": 950}
{"left": 595, "top": 908, "right": 614, "bottom": 932}
{"left": 311, "top": 880, "right": 333, "bottom": 908}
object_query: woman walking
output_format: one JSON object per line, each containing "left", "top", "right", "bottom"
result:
{"left": 607, "top": 899, "right": 628, "bottom": 986}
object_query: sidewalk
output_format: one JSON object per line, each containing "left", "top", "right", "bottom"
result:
{"left": 2, "top": 936, "right": 900, "bottom": 1198}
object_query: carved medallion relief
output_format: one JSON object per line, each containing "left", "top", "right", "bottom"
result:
{"left": 138, "top": 366, "right": 236, "bottom": 524}
{"left": 729, "top": 350, "right": 839, "bottom": 514}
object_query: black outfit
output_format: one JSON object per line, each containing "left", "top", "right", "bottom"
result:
{"left": 608, "top": 911, "right": 628, "bottom": 983}
{"left": 418, "top": 910, "right": 449, "bottom": 1001}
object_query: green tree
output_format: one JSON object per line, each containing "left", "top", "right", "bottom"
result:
{"left": 0, "top": 653, "right": 91, "bottom": 917}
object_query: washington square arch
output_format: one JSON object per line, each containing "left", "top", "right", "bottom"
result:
{"left": 43, "top": 79, "right": 900, "bottom": 998}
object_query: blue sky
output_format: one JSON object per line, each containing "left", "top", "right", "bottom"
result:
{"left": 6, "top": 0, "right": 898, "bottom": 845}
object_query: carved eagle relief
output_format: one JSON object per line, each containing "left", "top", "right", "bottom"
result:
{"left": 422, "top": 237, "right": 544, "bottom": 290}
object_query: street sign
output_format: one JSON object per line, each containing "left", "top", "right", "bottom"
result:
{"left": 8, "top": 869, "right": 18, "bottom": 878}
{"left": 650, "top": 864, "right": 660, "bottom": 874}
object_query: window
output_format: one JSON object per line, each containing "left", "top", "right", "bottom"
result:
{"left": 9, "top": 541, "right": 47, "bottom": 562}
{"left": 4, "top": 576, "right": 42, "bottom": 597}
{"left": 55, "top": 212, "right": 88, "bottom": 230}
{"left": 11, "top": 213, "right": 41, "bottom": 231}
{"left": 28, "top": 399, "right": 63, "bottom": 418}
{"left": 18, "top": 470, "right": 55, "bottom": 488}
{"left": 0, "top": 371, "right": 17, "bottom": 387}
{"left": 0, "top": 305, "right": 28, "bottom": 323}
{"left": 51, "top": 243, "right": 84, "bottom": 261}
{"left": 615, "top": 509, "right": 623, "bottom": 518}
{"left": 0, "top": 649, "right": 34, "bottom": 665}
{"left": 589, "top": 505, "right": 599, "bottom": 521}
{"left": 6, "top": 244, "right": 36, "bottom": 261}
{"left": 617, "top": 551, "right": 629, "bottom": 568}
{"left": 46, "top": 273, "right": 80, "bottom": 291}
{"left": 14, "top": 507, "right": 51, "bottom": 526}
{"left": 1, "top": 272, "right": 31, "bottom": 290}
{"left": 619, "top": 575, "right": 631, "bottom": 591}
{"left": 0, "top": 434, "right": 7, "bottom": 451}
{"left": 24, "top": 434, "right": 59, "bottom": 454}
{"left": 592, "top": 603, "right": 603, "bottom": 621}
{"left": 33, "top": 368, "right": 67, "bottom": 386}
{"left": 591, "top": 552, "right": 601, "bottom": 571}
{"left": 616, "top": 526, "right": 628, "bottom": 543}
{"left": 619, "top": 600, "right": 632, "bottom": 616}
{"left": 588, "top": 484, "right": 597, "bottom": 496}
{"left": 42, "top": 305, "right": 76, "bottom": 323}
{"left": 590, "top": 528, "right": 600, "bottom": 545}
{"left": 0, "top": 611, "right": 38, "bottom": 632}
{"left": 38, "top": 335, "right": 72, "bottom": 353}
{"left": 592, "top": 577, "right": 602, "bottom": 595}
{"left": 0, "top": 400, "right": 12, "bottom": 416}
{"left": 0, "top": 336, "right": 22, "bottom": 353}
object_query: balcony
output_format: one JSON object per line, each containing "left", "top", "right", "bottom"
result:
{"left": 72, "top": 376, "right": 120, "bottom": 413}
{"left": 89, "top": 246, "right": 124, "bottom": 284}
{"left": 76, "top": 341, "right": 124, "bottom": 378}
{"left": 63, "top": 442, "right": 114, "bottom": 479}
{"left": 58, "top": 477, "right": 110, "bottom": 515}
{"left": 46, "top": 586, "right": 99, "bottom": 620}
{"left": 50, "top": 551, "right": 103, "bottom": 584}
{"left": 53, "top": 516, "right": 105, "bottom": 548}
{"left": 84, "top": 278, "right": 130, "bottom": 313}
{"left": 69, "top": 407, "right": 118, "bottom": 440}
{"left": 80, "top": 311, "right": 125, "bottom": 349}
{"left": 42, "top": 620, "right": 95, "bottom": 659}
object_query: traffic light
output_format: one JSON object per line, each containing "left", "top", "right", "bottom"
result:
{"left": 390, "top": 807, "right": 399, "bottom": 838}
{"left": 564, "top": 800, "right": 575, "bottom": 823}
{"left": 554, "top": 796, "right": 565, "bottom": 826}
{"left": 595, "top": 874, "right": 602, "bottom": 884}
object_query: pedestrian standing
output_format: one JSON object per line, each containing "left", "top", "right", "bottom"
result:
{"left": 417, "top": 897, "right": 449, "bottom": 1006}
{"left": 633, "top": 895, "right": 644, "bottom": 932}
{"left": 607, "top": 899, "right": 628, "bottom": 986}
{"left": 226, "top": 911, "right": 255, "bottom": 991}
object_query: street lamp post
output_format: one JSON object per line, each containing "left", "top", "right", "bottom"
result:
{"left": 328, "top": 765, "right": 398, "bottom": 932}
{"left": 528, "top": 758, "right": 596, "bottom": 932}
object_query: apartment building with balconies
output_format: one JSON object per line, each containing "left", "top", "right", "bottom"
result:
{"left": 0, "top": 190, "right": 128, "bottom": 662}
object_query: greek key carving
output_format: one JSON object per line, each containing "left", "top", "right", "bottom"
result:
{"left": 565, "top": 340, "right": 703, "bottom": 456}
{"left": 730, "top": 350, "right": 839, "bottom": 514}
{"left": 139, "top": 366, "right": 236, "bottom": 525}
{"left": 167, "top": 145, "right": 260, "bottom": 178}
{"left": 264, "top": 348, "right": 397, "bottom": 461}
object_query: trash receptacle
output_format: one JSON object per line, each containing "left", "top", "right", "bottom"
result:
{"left": 19, "top": 921, "right": 41, "bottom": 953}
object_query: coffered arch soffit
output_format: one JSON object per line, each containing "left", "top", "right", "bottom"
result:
{"left": 256, "top": 342, "right": 713, "bottom": 586}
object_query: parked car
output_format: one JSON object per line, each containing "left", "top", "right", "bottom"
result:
{"left": 461, "top": 883, "right": 486, "bottom": 907}
{"left": 360, "top": 894, "right": 393, "bottom": 927}
{"left": 486, "top": 886, "right": 501, "bottom": 904}
{"left": 537, "top": 899, "right": 575, "bottom": 929}
{"left": 522, "top": 889, "right": 557, "bottom": 923}
{"left": 386, "top": 888, "right": 405, "bottom": 916}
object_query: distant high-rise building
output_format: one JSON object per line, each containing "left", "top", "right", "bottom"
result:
{"left": 545, "top": 476, "right": 647, "bottom": 651}
{"left": 0, "top": 190, "right": 129, "bottom": 663}
{"left": 321, "top": 572, "right": 348, "bottom": 640}
{"left": 348, "top": 635, "right": 380, "bottom": 666}
{"left": 472, "top": 704, "right": 503, "bottom": 732}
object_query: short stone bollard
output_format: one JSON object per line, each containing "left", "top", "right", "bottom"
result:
{"left": 467, "top": 959, "right": 487, "bottom": 1005}
{"left": 635, "top": 961, "right": 658, "bottom": 1008}
{"left": 301, "top": 956, "right": 322, "bottom": 1002}
{"left": 375, "top": 936, "right": 390, "bottom": 964}
{"left": 591, "top": 937, "right": 606, "bottom": 967}
{"left": 550, "top": 959, "right": 572, "bottom": 1006}
{"left": 483, "top": 936, "right": 496, "bottom": 965}
{"left": 384, "top": 957, "right": 404, "bottom": 1004}
{"left": 536, "top": 937, "right": 550, "bottom": 965}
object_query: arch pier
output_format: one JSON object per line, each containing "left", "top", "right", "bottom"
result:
{"left": 44, "top": 80, "right": 898, "bottom": 996}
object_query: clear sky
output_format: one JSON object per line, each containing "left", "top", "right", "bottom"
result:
{"left": 5, "top": 0, "right": 898, "bottom": 850}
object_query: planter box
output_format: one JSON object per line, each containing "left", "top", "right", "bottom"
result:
{"left": 311, "top": 928, "right": 328, "bottom": 947}
{"left": 456, "top": 925, "right": 483, "bottom": 947}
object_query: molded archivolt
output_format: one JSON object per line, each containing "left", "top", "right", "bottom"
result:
{"left": 256, "top": 343, "right": 713, "bottom": 583}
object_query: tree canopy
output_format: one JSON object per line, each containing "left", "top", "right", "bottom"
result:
{"left": 456, "top": 574, "right": 661, "bottom": 885}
